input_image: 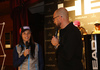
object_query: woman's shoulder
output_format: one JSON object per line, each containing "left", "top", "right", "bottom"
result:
{"left": 34, "top": 42, "right": 40, "bottom": 46}
{"left": 15, "top": 44, "right": 21, "bottom": 47}
{"left": 34, "top": 42, "right": 42, "bottom": 51}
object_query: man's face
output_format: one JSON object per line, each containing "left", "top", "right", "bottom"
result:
{"left": 53, "top": 13, "right": 61, "bottom": 29}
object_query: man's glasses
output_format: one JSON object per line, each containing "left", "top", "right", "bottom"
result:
{"left": 53, "top": 16, "right": 59, "bottom": 21}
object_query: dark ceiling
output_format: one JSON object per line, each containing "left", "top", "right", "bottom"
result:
{"left": 0, "top": 1, "right": 10, "bottom": 16}
{"left": 0, "top": 0, "right": 44, "bottom": 16}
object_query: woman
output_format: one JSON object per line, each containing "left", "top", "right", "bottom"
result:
{"left": 13, "top": 26, "right": 44, "bottom": 70}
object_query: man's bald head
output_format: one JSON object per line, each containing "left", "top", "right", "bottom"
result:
{"left": 54, "top": 8, "right": 69, "bottom": 19}
{"left": 53, "top": 8, "right": 69, "bottom": 29}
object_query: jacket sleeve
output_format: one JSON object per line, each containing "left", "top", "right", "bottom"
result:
{"left": 38, "top": 45, "right": 44, "bottom": 70}
{"left": 13, "top": 46, "right": 26, "bottom": 68}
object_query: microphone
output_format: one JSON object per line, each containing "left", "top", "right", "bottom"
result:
{"left": 54, "top": 28, "right": 59, "bottom": 49}
{"left": 26, "top": 41, "right": 29, "bottom": 49}
{"left": 26, "top": 41, "right": 29, "bottom": 58}
{"left": 55, "top": 27, "right": 58, "bottom": 38}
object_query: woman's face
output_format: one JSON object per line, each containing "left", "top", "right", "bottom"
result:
{"left": 22, "top": 30, "right": 31, "bottom": 43}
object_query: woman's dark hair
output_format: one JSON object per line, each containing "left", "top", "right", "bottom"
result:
{"left": 19, "top": 33, "right": 35, "bottom": 59}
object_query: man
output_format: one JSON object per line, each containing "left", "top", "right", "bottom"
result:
{"left": 73, "top": 20, "right": 87, "bottom": 35}
{"left": 74, "top": 20, "right": 87, "bottom": 70}
{"left": 92, "top": 22, "right": 100, "bottom": 34}
{"left": 51, "top": 8, "right": 83, "bottom": 70}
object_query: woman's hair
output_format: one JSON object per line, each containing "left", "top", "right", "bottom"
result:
{"left": 19, "top": 32, "right": 35, "bottom": 59}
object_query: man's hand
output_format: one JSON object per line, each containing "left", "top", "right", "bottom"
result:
{"left": 51, "top": 36, "right": 59, "bottom": 46}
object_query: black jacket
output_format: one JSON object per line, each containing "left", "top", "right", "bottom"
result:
{"left": 56, "top": 22, "right": 83, "bottom": 70}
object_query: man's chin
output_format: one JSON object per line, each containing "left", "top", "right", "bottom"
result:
{"left": 56, "top": 25, "right": 60, "bottom": 29}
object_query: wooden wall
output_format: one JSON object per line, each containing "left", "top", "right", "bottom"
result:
{"left": 0, "top": 1, "right": 14, "bottom": 70}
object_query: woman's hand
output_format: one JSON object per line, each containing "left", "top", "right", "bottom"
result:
{"left": 23, "top": 49, "right": 30, "bottom": 57}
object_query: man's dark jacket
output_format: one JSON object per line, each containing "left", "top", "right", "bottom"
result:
{"left": 56, "top": 22, "right": 83, "bottom": 70}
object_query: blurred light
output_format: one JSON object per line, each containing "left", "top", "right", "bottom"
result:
{"left": 5, "top": 44, "right": 11, "bottom": 48}
{"left": 58, "top": 3, "right": 64, "bottom": 9}
{"left": 65, "top": 0, "right": 81, "bottom": 16}
{"left": 84, "top": 0, "right": 100, "bottom": 14}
